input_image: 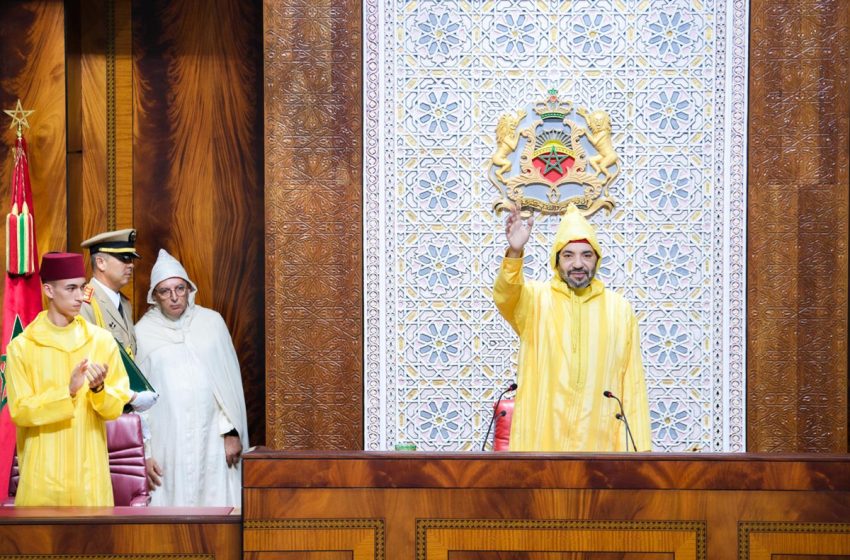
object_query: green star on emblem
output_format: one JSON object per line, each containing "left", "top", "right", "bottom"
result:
{"left": 541, "top": 146, "right": 568, "bottom": 175}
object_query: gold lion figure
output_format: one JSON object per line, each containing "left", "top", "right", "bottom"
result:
{"left": 491, "top": 109, "right": 527, "bottom": 182}
{"left": 577, "top": 108, "right": 618, "bottom": 181}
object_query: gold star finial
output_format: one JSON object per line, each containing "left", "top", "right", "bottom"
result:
{"left": 4, "top": 99, "right": 34, "bottom": 138}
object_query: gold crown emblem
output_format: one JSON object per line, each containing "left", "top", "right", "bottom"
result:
{"left": 488, "top": 90, "right": 620, "bottom": 218}
{"left": 533, "top": 89, "right": 574, "bottom": 120}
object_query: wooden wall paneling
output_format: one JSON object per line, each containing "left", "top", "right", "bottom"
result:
{"left": 133, "top": 0, "right": 265, "bottom": 445}
{"left": 66, "top": 0, "right": 83, "bottom": 253}
{"left": 69, "top": 0, "right": 134, "bottom": 287}
{"left": 747, "top": 0, "right": 850, "bottom": 451}
{"left": 0, "top": 1, "right": 67, "bottom": 285}
{"left": 110, "top": 0, "right": 133, "bottom": 232}
{"left": 77, "top": 0, "right": 107, "bottom": 252}
{"left": 264, "top": 1, "right": 364, "bottom": 450}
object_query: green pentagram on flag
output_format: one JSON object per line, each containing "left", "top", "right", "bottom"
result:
{"left": 0, "top": 316, "right": 25, "bottom": 412}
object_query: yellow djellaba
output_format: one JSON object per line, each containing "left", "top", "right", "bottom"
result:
{"left": 493, "top": 205, "right": 652, "bottom": 452}
{"left": 5, "top": 313, "right": 131, "bottom": 505}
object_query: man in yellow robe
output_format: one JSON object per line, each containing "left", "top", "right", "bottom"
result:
{"left": 5, "top": 252, "right": 132, "bottom": 506}
{"left": 493, "top": 204, "right": 652, "bottom": 452}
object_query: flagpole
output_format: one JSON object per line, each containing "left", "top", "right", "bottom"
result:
{"left": 0, "top": 99, "right": 42, "bottom": 499}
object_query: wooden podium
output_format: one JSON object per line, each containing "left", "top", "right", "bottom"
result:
{"left": 243, "top": 451, "right": 850, "bottom": 560}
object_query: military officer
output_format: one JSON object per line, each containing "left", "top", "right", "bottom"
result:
{"left": 80, "top": 229, "right": 139, "bottom": 356}
{"left": 80, "top": 228, "right": 158, "bottom": 420}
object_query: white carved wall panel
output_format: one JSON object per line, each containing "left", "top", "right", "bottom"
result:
{"left": 364, "top": 0, "right": 748, "bottom": 452}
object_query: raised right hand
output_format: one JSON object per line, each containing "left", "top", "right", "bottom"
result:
{"left": 69, "top": 359, "right": 89, "bottom": 397}
{"left": 505, "top": 203, "right": 533, "bottom": 257}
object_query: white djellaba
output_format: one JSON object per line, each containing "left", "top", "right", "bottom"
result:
{"left": 136, "top": 249, "right": 249, "bottom": 507}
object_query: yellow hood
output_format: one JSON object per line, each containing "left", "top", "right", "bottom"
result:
{"left": 550, "top": 205, "right": 603, "bottom": 273}
{"left": 21, "top": 312, "right": 95, "bottom": 353}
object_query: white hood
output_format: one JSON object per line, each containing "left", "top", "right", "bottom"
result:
{"left": 146, "top": 249, "right": 199, "bottom": 305}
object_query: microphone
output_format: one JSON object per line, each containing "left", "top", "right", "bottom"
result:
{"left": 604, "top": 390, "right": 638, "bottom": 452}
{"left": 482, "top": 382, "right": 517, "bottom": 451}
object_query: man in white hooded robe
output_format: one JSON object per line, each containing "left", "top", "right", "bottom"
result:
{"left": 135, "top": 249, "right": 249, "bottom": 507}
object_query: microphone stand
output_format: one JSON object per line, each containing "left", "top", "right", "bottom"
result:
{"left": 604, "top": 391, "right": 638, "bottom": 452}
{"left": 482, "top": 383, "right": 516, "bottom": 451}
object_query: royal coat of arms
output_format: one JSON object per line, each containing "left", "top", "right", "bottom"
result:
{"left": 489, "top": 89, "right": 620, "bottom": 217}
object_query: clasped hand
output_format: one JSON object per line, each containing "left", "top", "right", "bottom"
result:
{"left": 69, "top": 359, "right": 108, "bottom": 397}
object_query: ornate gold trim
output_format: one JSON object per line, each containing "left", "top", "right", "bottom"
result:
{"left": 0, "top": 553, "right": 210, "bottom": 560}
{"left": 738, "top": 521, "right": 850, "bottom": 560}
{"left": 416, "top": 519, "right": 706, "bottom": 560}
{"left": 105, "top": 0, "right": 116, "bottom": 230}
{"left": 244, "top": 518, "right": 385, "bottom": 559}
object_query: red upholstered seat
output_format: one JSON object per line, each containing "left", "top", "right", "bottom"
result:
{"left": 106, "top": 413, "right": 151, "bottom": 507}
{"left": 492, "top": 399, "right": 514, "bottom": 451}
{"left": 7, "top": 413, "right": 150, "bottom": 506}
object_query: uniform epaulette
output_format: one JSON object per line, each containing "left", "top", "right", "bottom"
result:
{"left": 82, "top": 284, "right": 94, "bottom": 304}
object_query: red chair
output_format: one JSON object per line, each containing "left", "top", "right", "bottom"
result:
{"left": 7, "top": 413, "right": 150, "bottom": 506}
{"left": 106, "top": 413, "right": 151, "bottom": 506}
{"left": 492, "top": 399, "right": 514, "bottom": 451}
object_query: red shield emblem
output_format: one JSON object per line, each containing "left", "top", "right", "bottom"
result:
{"left": 532, "top": 143, "right": 576, "bottom": 184}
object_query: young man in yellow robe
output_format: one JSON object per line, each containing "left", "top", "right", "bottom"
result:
{"left": 493, "top": 204, "right": 652, "bottom": 452}
{"left": 5, "top": 252, "right": 132, "bottom": 506}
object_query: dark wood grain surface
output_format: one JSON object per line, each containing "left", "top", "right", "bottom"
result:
{"left": 133, "top": 0, "right": 266, "bottom": 444}
{"left": 0, "top": 508, "right": 239, "bottom": 558}
{"left": 0, "top": 1, "right": 67, "bottom": 275}
{"left": 243, "top": 453, "right": 850, "bottom": 560}
{"left": 243, "top": 451, "right": 850, "bottom": 491}
{"left": 747, "top": 0, "right": 850, "bottom": 452}
{"left": 264, "top": 0, "right": 364, "bottom": 450}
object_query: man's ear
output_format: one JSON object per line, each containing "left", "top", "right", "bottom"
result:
{"left": 42, "top": 282, "right": 54, "bottom": 300}
{"left": 94, "top": 255, "right": 106, "bottom": 272}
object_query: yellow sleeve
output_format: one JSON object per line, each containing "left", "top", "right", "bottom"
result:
{"left": 5, "top": 340, "right": 75, "bottom": 427}
{"left": 87, "top": 338, "right": 132, "bottom": 420}
{"left": 493, "top": 256, "right": 528, "bottom": 335}
{"left": 622, "top": 308, "right": 653, "bottom": 452}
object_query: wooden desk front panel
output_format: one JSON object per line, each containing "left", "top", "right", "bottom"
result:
{"left": 244, "top": 487, "right": 850, "bottom": 560}
{"left": 242, "top": 453, "right": 850, "bottom": 560}
{"left": 0, "top": 509, "right": 240, "bottom": 559}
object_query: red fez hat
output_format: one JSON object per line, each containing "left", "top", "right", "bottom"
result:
{"left": 568, "top": 238, "right": 591, "bottom": 245}
{"left": 40, "top": 252, "right": 86, "bottom": 282}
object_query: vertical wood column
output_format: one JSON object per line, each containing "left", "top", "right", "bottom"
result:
{"left": 66, "top": 0, "right": 134, "bottom": 281}
{"left": 747, "top": 0, "right": 849, "bottom": 451}
{"left": 264, "top": 1, "right": 363, "bottom": 449}
{"left": 0, "top": 2, "right": 67, "bottom": 272}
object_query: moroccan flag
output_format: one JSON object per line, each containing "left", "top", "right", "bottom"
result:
{"left": 0, "top": 135, "right": 42, "bottom": 498}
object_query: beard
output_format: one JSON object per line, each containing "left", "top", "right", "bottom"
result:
{"left": 560, "top": 266, "right": 595, "bottom": 289}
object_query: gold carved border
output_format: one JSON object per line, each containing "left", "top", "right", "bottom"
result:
{"left": 416, "top": 519, "right": 706, "bottom": 560}
{"left": 105, "top": 0, "right": 116, "bottom": 229}
{"left": 0, "top": 554, "right": 210, "bottom": 560}
{"left": 738, "top": 522, "right": 850, "bottom": 560}
{"left": 244, "top": 519, "right": 385, "bottom": 560}
{"left": 104, "top": 0, "right": 133, "bottom": 231}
